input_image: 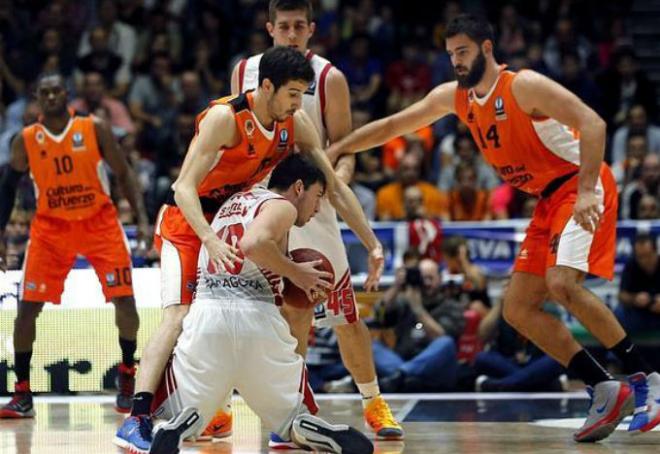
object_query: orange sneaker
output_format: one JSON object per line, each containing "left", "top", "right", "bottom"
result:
{"left": 198, "top": 409, "right": 232, "bottom": 440}
{"left": 363, "top": 395, "right": 404, "bottom": 440}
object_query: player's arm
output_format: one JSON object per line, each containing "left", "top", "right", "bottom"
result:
{"left": 327, "top": 81, "right": 457, "bottom": 162}
{"left": 324, "top": 67, "right": 355, "bottom": 183}
{"left": 239, "top": 199, "right": 332, "bottom": 299}
{"left": 0, "top": 134, "right": 29, "bottom": 270}
{"left": 173, "top": 104, "right": 242, "bottom": 270}
{"left": 294, "top": 110, "right": 384, "bottom": 290}
{"left": 94, "top": 117, "right": 150, "bottom": 244}
{"left": 512, "top": 70, "right": 607, "bottom": 233}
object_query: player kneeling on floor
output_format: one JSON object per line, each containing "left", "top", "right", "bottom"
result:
{"left": 115, "top": 154, "right": 373, "bottom": 454}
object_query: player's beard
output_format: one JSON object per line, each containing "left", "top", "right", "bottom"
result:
{"left": 455, "top": 51, "right": 487, "bottom": 88}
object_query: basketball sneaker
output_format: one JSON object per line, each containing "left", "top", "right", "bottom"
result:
{"left": 113, "top": 415, "right": 153, "bottom": 454}
{"left": 0, "top": 381, "right": 35, "bottom": 418}
{"left": 150, "top": 407, "right": 202, "bottom": 454}
{"left": 573, "top": 380, "right": 634, "bottom": 442}
{"left": 363, "top": 395, "right": 404, "bottom": 440}
{"left": 198, "top": 409, "right": 232, "bottom": 440}
{"left": 115, "top": 363, "right": 136, "bottom": 413}
{"left": 268, "top": 432, "right": 300, "bottom": 450}
{"left": 627, "top": 371, "right": 660, "bottom": 434}
{"left": 292, "top": 413, "right": 374, "bottom": 454}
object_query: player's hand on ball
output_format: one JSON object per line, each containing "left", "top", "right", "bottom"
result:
{"left": 290, "top": 259, "right": 333, "bottom": 302}
{"left": 573, "top": 191, "right": 602, "bottom": 233}
{"left": 203, "top": 234, "right": 243, "bottom": 273}
{"left": 365, "top": 242, "right": 384, "bottom": 292}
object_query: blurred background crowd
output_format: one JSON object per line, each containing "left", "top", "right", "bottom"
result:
{"left": 1, "top": 0, "right": 659, "bottom": 393}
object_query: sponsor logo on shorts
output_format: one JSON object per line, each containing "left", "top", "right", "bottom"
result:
{"left": 25, "top": 281, "right": 37, "bottom": 291}
{"left": 519, "top": 248, "right": 528, "bottom": 259}
{"left": 185, "top": 281, "right": 196, "bottom": 292}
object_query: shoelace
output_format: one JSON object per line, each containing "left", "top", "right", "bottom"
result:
{"left": 368, "top": 399, "right": 398, "bottom": 427}
{"left": 7, "top": 393, "right": 29, "bottom": 408}
{"left": 137, "top": 416, "right": 153, "bottom": 440}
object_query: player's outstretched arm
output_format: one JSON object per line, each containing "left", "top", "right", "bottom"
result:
{"left": 324, "top": 67, "right": 355, "bottom": 183}
{"left": 0, "top": 134, "right": 28, "bottom": 270}
{"left": 240, "top": 199, "right": 332, "bottom": 300}
{"left": 326, "top": 81, "right": 457, "bottom": 162}
{"left": 174, "top": 104, "right": 243, "bottom": 271}
{"left": 294, "top": 110, "right": 384, "bottom": 290}
{"left": 512, "top": 70, "right": 607, "bottom": 233}
{"left": 94, "top": 117, "right": 150, "bottom": 246}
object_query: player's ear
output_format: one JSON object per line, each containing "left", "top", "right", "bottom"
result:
{"left": 262, "top": 78, "right": 274, "bottom": 95}
{"left": 266, "top": 21, "right": 275, "bottom": 38}
{"left": 294, "top": 179, "right": 304, "bottom": 196}
{"left": 482, "top": 39, "right": 493, "bottom": 56}
{"left": 308, "top": 21, "right": 316, "bottom": 36}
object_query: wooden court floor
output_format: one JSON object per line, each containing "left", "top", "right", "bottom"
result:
{"left": 0, "top": 393, "right": 659, "bottom": 453}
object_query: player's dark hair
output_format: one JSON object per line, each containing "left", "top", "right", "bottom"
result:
{"left": 268, "top": 153, "right": 326, "bottom": 192}
{"left": 446, "top": 13, "right": 495, "bottom": 46}
{"left": 259, "top": 46, "right": 314, "bottom": 91}
{"left": 269, "top": 0, "right": 313, "bottom": 23}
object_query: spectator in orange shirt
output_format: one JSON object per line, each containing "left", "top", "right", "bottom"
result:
{"left": 381, "top": 126, "right": 434, "bottom": 176}
{"left": 439, "top": 161, "right": 492, "bottom": 221}
{"left": 376, "top": 151, "right": 443, "bottom": 220}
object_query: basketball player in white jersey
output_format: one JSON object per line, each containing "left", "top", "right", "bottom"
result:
{"left": 146, "top": 154, "right": 374, "bottom": 454}
{"left": 231, "top": 0, "right": 403, "bottom": 442}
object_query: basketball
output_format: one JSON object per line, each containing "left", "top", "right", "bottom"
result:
{"left": 282, "top": 248, "right": 335, "bottom": 309}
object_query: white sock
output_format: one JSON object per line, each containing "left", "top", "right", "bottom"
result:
{"left": 357, "top": 379, "right": 380, "bottom": 407}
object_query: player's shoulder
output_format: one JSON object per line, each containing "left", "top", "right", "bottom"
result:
{"left": 511, "top": 69, "right": 548, "bottom": 91}
{"left": 255, "top": 195, "right": 296, "bottom": 219}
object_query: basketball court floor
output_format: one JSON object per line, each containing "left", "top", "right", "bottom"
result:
{"left": 1, "top": 393, "right": 659, "bottom": 453}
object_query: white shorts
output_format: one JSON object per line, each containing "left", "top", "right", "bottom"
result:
{"left": 288, "top": 199, "right": 359, "bottom": 327}
{"left": 152, "top": 299, "right": 318, "bottom": 438}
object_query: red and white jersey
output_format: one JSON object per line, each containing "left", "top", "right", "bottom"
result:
{"left": 195, "top": 188, "right": 287, "bottom": 305}
{"left": 238, "top": 50, "right": 333, "bottom": 145}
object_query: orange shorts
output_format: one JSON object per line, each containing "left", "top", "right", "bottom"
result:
{"left": 514, "top": 164, "right": 617, "bottom": 280}
{"left": 21, "top": 204, "right": 133, "bottom": 304}
{"left": 154, "top": 205, "right": 214, "bottom": 306}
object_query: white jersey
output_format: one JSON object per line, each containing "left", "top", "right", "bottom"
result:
{"left": 195, "top": 188, "right": 286, "bottom": 305}
{"left": 239, "top": 50, "right": 357, "bottom": 327}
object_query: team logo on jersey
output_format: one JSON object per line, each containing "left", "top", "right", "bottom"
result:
{"left": 72, "top": 132, "right": 86, "bottom": 151}
{"left": 40, "top": 150, "right": 47, "bottom": 159}
{"left": 36, "top": 130, "right": 45, "bottom": 144}
{"left": 467, "top": 110, "right": 475, "bottom": 123}
{"left": 277, "top": 129, "right": 289, "bottom": 152}
{"left": 494, "top": 96, "right": 507, "bottom": 121}
{"left": 245, "top": 119, "right": 255, "bottom": 138}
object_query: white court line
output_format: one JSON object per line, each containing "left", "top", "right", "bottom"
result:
{"left": 394, "top": 398, "right": 419, "bottom": 421}
{"left": 0, "top": 392, "right": 589, "bottom": 405}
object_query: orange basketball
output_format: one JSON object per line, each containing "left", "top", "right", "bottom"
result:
{"left": 282, "top": 248, "right": 335, "bottom": 309}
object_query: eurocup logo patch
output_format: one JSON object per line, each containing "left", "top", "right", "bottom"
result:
{"left": 494, "top": 96, "right": 507, "bottom": 121}
{"left": 277, "top": 128, "right": 289, "bottom": 151}
{"left": 106, "top": 272, "right": 116, "bottom": 287}
{"left": 72, "top": 132, "right": 85, "bottom": 150}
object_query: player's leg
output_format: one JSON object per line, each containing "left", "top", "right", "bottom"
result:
{"left": 279, "top": 303, "right": 315, "bottom": 357}
{"left": 84, "top": 207, "right": 141, "bottom": 412}
{"left": 1, "top": 230, "right": 74, "bottom": 418}
{"left": 117, "top": 300, "right": 230, "bottom": 453}
{"left": 545, "top": 179, "right": 659, "bottom": 435}
{"left": 133, "top": 236, "right": 197, "bottom": 417}
{"left": 237, "top": 302, "right": 373, "bottom": 454}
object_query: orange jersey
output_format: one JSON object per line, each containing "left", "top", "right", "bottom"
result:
{"left": 193, "top": 91, "right": 295, "bottom": 205}
{"left": 455, "top": 70, "right": 581, "bottom": 197}
{"left": 22, "top": 112, "right": 113, "bottom": 220}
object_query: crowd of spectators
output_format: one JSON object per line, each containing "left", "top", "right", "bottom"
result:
{"left": 2, "top": 1, "right": 657, "bottom": 240}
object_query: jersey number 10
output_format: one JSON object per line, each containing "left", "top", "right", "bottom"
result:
{"left": 53, "top": 156, "right": 74, "bottom": 175}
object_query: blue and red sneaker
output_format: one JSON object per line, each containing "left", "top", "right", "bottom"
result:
{"left": 114, "top": 415, "right": 153, "bottom": 454}
{"left": 628, "top": 372, "right": 660, "bottom": 434}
